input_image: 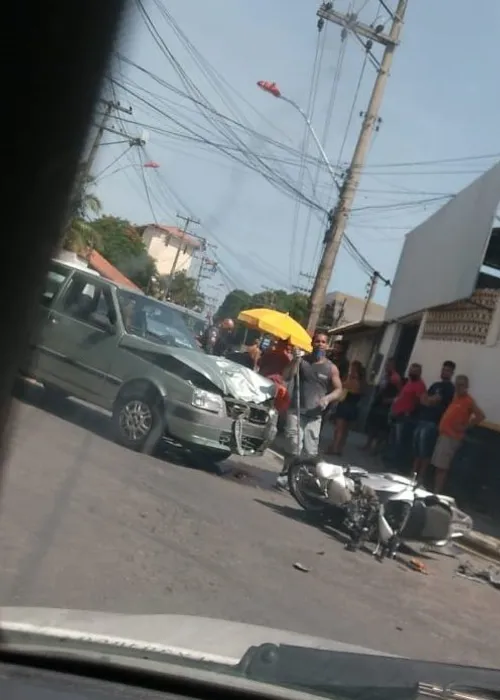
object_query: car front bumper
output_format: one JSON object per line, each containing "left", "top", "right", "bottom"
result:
{"left": 165, "top": 402, "right": 278, "bottom": 456}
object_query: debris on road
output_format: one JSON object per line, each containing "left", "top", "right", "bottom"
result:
{"left": 293, "top": 562, "right": 310, "bottom": 573}
{"left": 407, "top": 559, "right": 428, "bottom": 574}
{"left": 455, "top": 561, "right": 500, "bottom": 589}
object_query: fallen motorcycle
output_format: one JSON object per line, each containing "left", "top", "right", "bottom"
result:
{"left": 287, "top": 457, "right": 473, "bottom": 560}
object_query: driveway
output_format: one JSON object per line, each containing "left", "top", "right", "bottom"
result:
{"left": 0, "top": 387, "right": 499, "bottom": 668}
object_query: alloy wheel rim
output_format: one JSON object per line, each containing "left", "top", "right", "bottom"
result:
{"left": 119, "top": 400, "right": 152, "bottom": 442}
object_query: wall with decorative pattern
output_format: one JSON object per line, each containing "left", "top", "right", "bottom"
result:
{"left": 421, "top": 289, "right": 500, "bottom": 345}
{"left": 409, "top": 290, "right": 500, "bottom": 423}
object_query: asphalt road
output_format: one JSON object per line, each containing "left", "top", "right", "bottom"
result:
{"left": 0, "top": 386, "right": 499, "bottom": 669}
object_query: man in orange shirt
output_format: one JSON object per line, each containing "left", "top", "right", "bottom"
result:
{"left": 431, "top": 374, "right": 485, "bottom": 494}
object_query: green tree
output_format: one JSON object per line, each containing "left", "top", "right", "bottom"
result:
{"left": 91, "top": 216, "right": 158, "bottom": 291}
{"left": 284, "top": 292, "right": 309, "bottom": 325}
{"left": 216, "top": 287, "right": 310, "bottom": 330}
{"left": 161, "top": 271, "right": 205, "bottom": 310}
{"left": 250, "top": 289, "right": 290, "bottom": 312}
{"left": 62, "top": 175, "right": 102, "bottom": 253}
{"left": 215, "top": 289, "right": 252, "bottom": 321}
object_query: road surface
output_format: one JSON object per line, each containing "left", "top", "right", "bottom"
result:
{"left": 0, "top": 386, "right": 499, "bottom": 669}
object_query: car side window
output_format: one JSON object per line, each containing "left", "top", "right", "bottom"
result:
{"left": 41, "top": 263, "right": 71, "bottom": 307}
{"left": 61, "top": 275, "right": 116, "bottom": 332}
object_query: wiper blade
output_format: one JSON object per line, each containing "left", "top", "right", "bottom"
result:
{"left": 237, "top": 644, "right": 500, "bottom": 700}
{"left": 418, "top": 682, "right": 500, "bottom": 700}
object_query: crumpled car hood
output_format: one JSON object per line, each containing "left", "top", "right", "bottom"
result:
{"left": 0, "top": 608, "right": 393, "bottom": 665}
{"left": 120, "top": 334, "right": 275, "bottom": 404}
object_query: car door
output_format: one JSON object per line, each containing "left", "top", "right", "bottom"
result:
{"left": 36, "top": 272, "right": 120, "bottom": 407}
{"left": 26, "top": 261, "right": 74, "bottom": 377}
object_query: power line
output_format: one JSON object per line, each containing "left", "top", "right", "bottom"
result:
{"left": 290, "top": 24, "right": 325, "bottom": 286}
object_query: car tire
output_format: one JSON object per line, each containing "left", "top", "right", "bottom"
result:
{"left": 112, "top": 393, "right": 164, "bottom": 455}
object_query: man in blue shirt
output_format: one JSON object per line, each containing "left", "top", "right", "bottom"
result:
{"left": 413, "top": 360, "right": 456, "bottom": 483}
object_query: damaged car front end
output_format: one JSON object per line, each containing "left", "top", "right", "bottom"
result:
{"left": 116, "top": 333, "right": 279, "bottom": 462}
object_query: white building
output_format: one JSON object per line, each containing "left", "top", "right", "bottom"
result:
{"left": 373, "top": 161, "right": 500, "bottom": 429}
{"left": 139, "top": 224, "right": 202, "bottom": 278}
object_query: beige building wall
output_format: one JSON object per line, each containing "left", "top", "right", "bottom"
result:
{"left": 141, "top": 225, "right": 199, "bottom": 277}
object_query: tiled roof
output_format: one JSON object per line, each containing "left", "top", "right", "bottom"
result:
{"left": 87, "top": 250, "right": 141, "bottom": 291}
{"left": 144, "top": 224, "right": 202, "bottom": 249}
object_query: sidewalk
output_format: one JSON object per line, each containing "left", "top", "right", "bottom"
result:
{"left": 271, "top": 426, "right": 500, "bottom": 562}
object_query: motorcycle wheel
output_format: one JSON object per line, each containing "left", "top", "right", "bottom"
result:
{"left": 288, "top": 457, "right": 329, "bottom": 520}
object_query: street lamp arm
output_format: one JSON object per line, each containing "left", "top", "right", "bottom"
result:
{"left": 277, "top": 95, "right": 340, "bottom": 192}
{"left": 257, "top": 80, "right": 340, "bottom": 191}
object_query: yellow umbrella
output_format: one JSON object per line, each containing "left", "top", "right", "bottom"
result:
{"left": 238, "top": 307, "right": 312, "bottom": 353}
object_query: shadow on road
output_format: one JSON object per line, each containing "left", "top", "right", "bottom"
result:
{"left": 13, "top": 380, "right": 279, "bottom": 490}
{"left": 254, "top": 497, "right": 351, "bottom": 547}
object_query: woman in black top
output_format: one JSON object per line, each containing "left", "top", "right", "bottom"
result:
{"left": 328, "top": 360, "right": 365, "bottom": 456}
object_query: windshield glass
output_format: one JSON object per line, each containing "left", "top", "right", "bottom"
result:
{"left": 181, "top": 311, "right": 206, "bottom": 338}
{"left": 117, "top": 290, "right": 199, "bottom": 351}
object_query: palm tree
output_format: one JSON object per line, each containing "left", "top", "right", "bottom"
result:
{"left": 62, "top": 173, "right": 103, "bottom": 253}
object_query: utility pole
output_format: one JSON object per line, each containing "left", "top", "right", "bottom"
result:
{"left": 307, "top": 0, "right": 408, "bottom": 333}
{"left": 84, "top": 99, "right": 133, "bottom": 179}
{"left": 361, "top": 271, "right": 379, "bottom": 322}
{"left": 164, "top": 214, "right": 200, "bottom": 298}
{"left": 196, "top": 250, "right": 218, "bottom": 293}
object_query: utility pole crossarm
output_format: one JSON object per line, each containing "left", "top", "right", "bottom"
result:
{"left": 306, "top": 0, "right": 408, "bottom": 333}
{"left": 316, "top": 5, "right": 398, "bottom": 47}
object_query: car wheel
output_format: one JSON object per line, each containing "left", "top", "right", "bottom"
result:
{"left": 112, "top": 394, "right": 164, "bottom": 455}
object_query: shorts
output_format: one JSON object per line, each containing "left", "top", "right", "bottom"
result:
{"left": 432, "top": 434, "right": 461, "bottom": 471}
{"left": 413, "top": 420, "right": 438, "bottom": 459}
{"left": 335, "top": 400, "right": 359, "bottom": 423}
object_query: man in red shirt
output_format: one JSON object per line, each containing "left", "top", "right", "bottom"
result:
{"left": 388, "top": 362, "right": 426, "bottom": 465}
{"left": 259, "top": 339, "right": 292, "bottom": 378}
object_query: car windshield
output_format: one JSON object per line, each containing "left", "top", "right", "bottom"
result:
{"left": 116, "top": 290, "right": 199, "bottom": 351}
{"left": 182, "top": 312, "right": 206, "bottom": 338}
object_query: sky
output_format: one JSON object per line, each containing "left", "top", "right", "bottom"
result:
{"left": 93, "top": 0, "right": 500, "bottom": 312}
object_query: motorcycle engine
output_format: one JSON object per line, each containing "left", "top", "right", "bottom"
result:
{"left": 345, "top": 484, "right": 380, "bottom": 531}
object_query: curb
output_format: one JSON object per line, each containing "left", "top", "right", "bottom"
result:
{"left": 460, "top": 531, "right": 500, "bottom": 563}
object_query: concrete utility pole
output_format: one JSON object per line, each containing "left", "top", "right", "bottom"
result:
{"left": 361, "top": 270, "right": 379, "bottom": 322}
{"left": 307, "top": 0, "right": 408, "bottom": 333}
{"left": 195, "top": 249, "right": 218, "bottom": 293}
{"left": 164, "top": 214, "right": 201, "bottom": 297}
{"left": 84, "top": 99, "right": 133, "bottom": 178}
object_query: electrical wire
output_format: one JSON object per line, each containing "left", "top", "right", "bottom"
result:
{"left": 94, "top": 145, "right": 133, "bottom": 180}
{"left": 112, "top": 55, "right": 500, "bottom": 177}
{"left": 109, "top": 3, "right": 494, "bottom": 289}
{"left": 289, "top": 26, "right": 326, "bottom": 286}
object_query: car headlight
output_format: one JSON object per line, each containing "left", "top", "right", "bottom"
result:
{"left": 192, "top": 388, "right": 224, "bottom": 414}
